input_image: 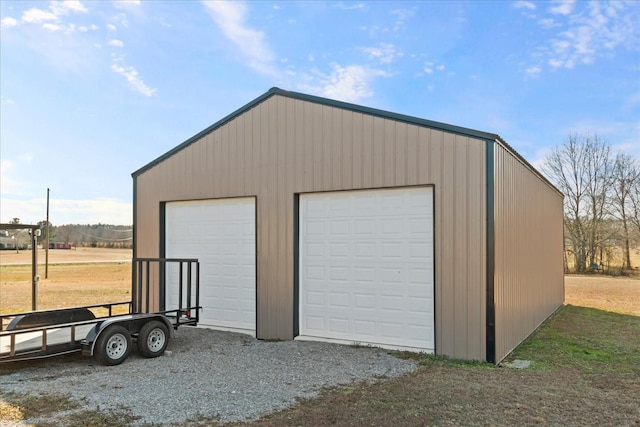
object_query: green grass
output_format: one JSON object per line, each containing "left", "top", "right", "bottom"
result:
{"left": 394, "top": 350, "right": 494, "bottom": 369}
{"left": 508, "top": 305, "right": 640, "bottom": 372}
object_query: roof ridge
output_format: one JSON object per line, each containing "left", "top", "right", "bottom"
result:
{"left": 132, "top": 87, "right": 559, "bottom": 197}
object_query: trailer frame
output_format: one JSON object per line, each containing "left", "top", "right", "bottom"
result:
{"left": 0, "top": 257, "right": 201, "bottom": 365}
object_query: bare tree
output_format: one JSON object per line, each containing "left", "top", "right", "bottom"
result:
{"left": 611, "top": 153, "right": 640, "bottom": 269}
{"left": 543, "top": 133, "right": 614, "bottom": 272}
{"left": 583, "top": 135, "right": 615, "bottom": 269}
{"left": 628, "top": 167, "right": 640, "bottom": 236}
{"left": 56, "top": 225, "right": 74, "bottom": 245}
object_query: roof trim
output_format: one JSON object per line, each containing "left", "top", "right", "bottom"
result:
{"left": 272, "top": 87, "right": 503, "bottom": 141}
{"left": 131, "top": 87, "right": 560, "bottom": 195}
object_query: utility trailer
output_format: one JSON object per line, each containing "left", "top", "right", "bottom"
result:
{"left": 0, "top": 258, "right": 201, "bottom": 366}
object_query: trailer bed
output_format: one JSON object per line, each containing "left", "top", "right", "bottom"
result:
{"left": 1, "top": 321, "right": 97, "bottom": 361}
{"left": 0, "top": 258, "right": 200, "bottom": 365}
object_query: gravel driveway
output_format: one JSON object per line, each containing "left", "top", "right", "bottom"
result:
{"left": 1, "top": 327, "right": 417, "bottom": 425}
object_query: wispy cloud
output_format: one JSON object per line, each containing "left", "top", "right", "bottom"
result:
{"left": 10, "top": 1, "right": 88, "bottom": 34}
{"left": 557, "top": 119, "right": 640, "bottom": 158}
{"left": 114, "top": 0, "right": 141, "bottom": 10}
{"left": 42, "top": 23, "right": 62, "bottom": 32}
{"left": 112, "top": 13, "right": 129, "bottom": 28}
{"left": 202, "top": 1, "right": 276, "bottom": 76}
{"left": 362, "top": 43, "right": 402, "bottom": 64}
{"left": 78, "top": 24, "right": 98, "bottom": 32}
{"left": 538, "top": 18, "right": 560, "bottom": 30}
{"left": 390, "top": 7, "right": 416, "bottom": 31}
{"left": 51, "top": 1, "right": 89, "bottom": 15}
{"left": 21, "top": 8, "right": 58, "bottom": 24}
{"left": 549, "top": 0, "right": 576, "bottom": 16}
{"left": 549, "top": 2, "right": 637, "bottom": 69}
{"left": 20, "top": 1, "right": 87, "bottom": 26}
{"left": 300, "top": 63, "right": 389, "bottom": 103}
{"left": 336, "top": 3, "right": 367, "bottom": 11}
{"left": 525, "top": 65, "right": 542, "bottom": 78}
{"left": 523, "top": 1, "right": 639, "bottom": 74}
{"left": 108, "top": 39, "right": 124, "bottom": 47}
{"left": 513, "top": 1, "right": 536, "bottom": 10}
{"left": 1, "top": 17, "right": 18, "bottom": 27}
{"left": 111, "top": 57, "right": 156, "bottom": 96}
{"left": 423, "top": 60, "right": 446, "bottom": 75}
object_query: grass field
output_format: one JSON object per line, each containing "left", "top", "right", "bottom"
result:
{"left": 0, "top": 263, "right": 131, "bottom": 316}
{"left": 1, "top": 250, "right": 639, "bottom": 426}
{"left": 0, "top": 248, "right": 132, "bottom": 316}
{"left": 565, "top": 274, "right": 640, "bottom": 316}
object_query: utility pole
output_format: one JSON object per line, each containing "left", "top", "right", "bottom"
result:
{"left": 46, "top": 188, "right": 50, "bottom": 278}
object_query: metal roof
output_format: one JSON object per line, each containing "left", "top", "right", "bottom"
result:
{"left": 131, "top": 87, "right": 559, "bottom": 194}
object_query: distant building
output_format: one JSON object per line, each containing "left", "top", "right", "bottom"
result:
{"left": 50, "top": 242, "right": 72, "bottom": 250}
{"left": 0, "top": 234, "right": 15, "bottom": 250}
{"left": 0, "top": 236, "right": 30, "bottom": 250}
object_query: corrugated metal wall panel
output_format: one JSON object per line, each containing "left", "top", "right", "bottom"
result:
{"left": 134, "top": 94, "right": 487, "bottom": 360}
{"left": 493, "top": 143, "right": 564, "bottom": 362}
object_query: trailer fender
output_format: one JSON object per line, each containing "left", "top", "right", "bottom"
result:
{"left": 82, "top": 314, "right": 175, "bottom": 357}
{"left": 8, "top": 308, "right": 96, "bottom": 330}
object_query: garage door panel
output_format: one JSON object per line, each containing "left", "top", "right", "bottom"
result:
{"left": 354, "top": 293, "right": 375, "bottom": 309}
{"left": 165, "top": 198, "right": 256, "bottom": 333}
{"left": 299, "top": 187, "right": 434, "bottom": 352}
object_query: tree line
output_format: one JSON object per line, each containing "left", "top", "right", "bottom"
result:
{"left": 543, "top": 133, "right": 640, "bottom": 273}
{"left": 2, "top": 219, "right": 132, "bottom": 249}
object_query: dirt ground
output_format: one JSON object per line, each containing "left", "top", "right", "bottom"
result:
{"left": 565, "top": 274, "right": 640, "bottom": 316}
{"left": 0, "top": 247, "right": 131, "bottom": 265}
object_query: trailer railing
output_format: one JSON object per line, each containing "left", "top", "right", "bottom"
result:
{"left": 133, "top": 258, "right": 200, "bottom": 326}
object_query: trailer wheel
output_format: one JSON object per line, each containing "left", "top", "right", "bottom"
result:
{"left": 95, "top": 325, "right": 132, "bottom": 366}
{"left": 137, "top": 320, "right": 169, "bottom": 358}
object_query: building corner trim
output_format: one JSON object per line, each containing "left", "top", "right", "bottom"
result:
{"left": 486, "top": 140, "right": 496, "bottom": 364}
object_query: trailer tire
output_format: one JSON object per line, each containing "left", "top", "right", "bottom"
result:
{"left": 137, "top": 320, "right": 169, "bottom": 358}
{"left": 95, "top": 325, "right": 132, "bottom": 366}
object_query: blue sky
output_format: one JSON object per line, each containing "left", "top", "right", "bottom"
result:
{"left": 1, "top": 0, "right": 638, "bottom": 226}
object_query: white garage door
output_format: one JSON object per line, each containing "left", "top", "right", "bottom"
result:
{"left": 299, "top": 187, "right": 434, "bottom": 352}
{"left": 165, "top": 198, "right": 256, "bottom": 333}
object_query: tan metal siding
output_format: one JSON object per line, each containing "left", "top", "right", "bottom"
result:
{"left": 493, "top": 143, "right": 564, "bottom": 362}
{"left": 135, "top": 94, "right": 487, "bottom": 360}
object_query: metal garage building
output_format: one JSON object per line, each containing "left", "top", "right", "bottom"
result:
{"left": 132, "top": 87, "right": 564, "bottom": 363}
